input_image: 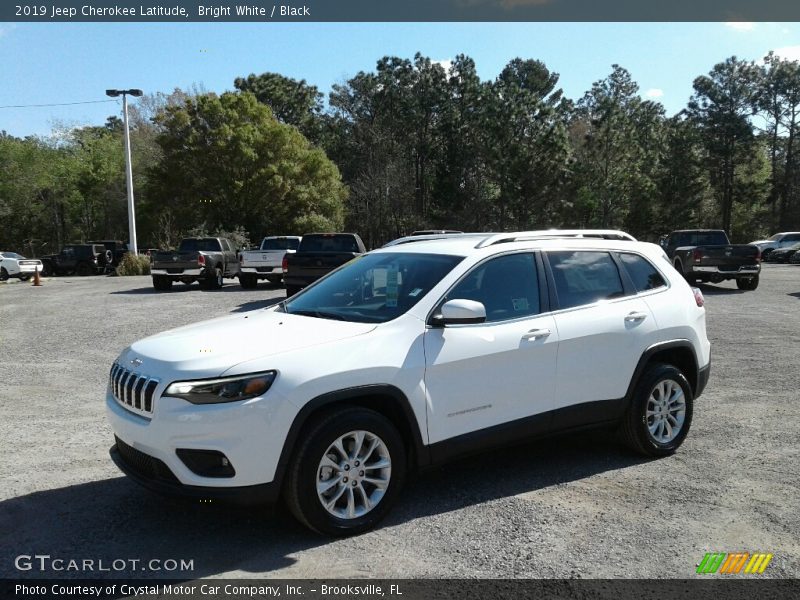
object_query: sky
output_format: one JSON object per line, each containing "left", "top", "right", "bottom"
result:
{"left": 1, "top": 21, "right": 800, "bottom": 137}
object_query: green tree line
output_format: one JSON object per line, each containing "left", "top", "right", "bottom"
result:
{"left": 3, "top": 52, "right": 800, "bottom": 255}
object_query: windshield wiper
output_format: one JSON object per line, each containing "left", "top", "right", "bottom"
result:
{"left": 289, "top": 309, "right": 346, "bottom": 321}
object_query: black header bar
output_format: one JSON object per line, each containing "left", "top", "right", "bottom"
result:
{"left": 3, "top": 1, "right": 800, "bottom": 23}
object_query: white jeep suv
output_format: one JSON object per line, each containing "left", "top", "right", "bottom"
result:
{"left": 106, "top": 230, "right": 711, "bottom": 535}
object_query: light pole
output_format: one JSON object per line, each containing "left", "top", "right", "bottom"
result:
{"left": 106, "top": 88, "right": 143, "bottom": 255}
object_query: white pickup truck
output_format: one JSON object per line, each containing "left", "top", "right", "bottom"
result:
{"left": 238, "top": 236, "right": 301, "bottom": 288}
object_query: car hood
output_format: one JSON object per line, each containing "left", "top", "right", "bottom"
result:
{"left": 120, "top": 309, "right": 376, "bottom": 379}
{"left": 750, "top": 240, "right": 774, "bottom": 246}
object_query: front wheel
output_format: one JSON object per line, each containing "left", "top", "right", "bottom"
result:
{"left": 284, "top": 407, "right": 406, "bottom": 536}
{"left": 619, "top": 363, "right": 693, "bottom": 457}
{"left": 737, "top": 275, "right": 759, "bottom": 290}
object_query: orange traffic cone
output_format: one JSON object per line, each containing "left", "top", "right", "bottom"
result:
{"left": 32, "top": 268, "right": 42, "bottom": 287}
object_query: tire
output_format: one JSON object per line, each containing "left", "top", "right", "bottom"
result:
{"left": 239, "top": 274, "right": 258, "bottom": 289}
{"left": 619, "top": 363, "right": 694, "bottom": 457}
{"left": 0, "top": 267, "right": 8, "bottom": 281}
{"left": 76, "top": 262, "right": 93, "bottom": 276}
{"left": 286, "top": 285, "right": 301, "bottom": 297}
{"left": 737, "top": 275, "right": 759, "bottom": 291}
{"left": 202, "top": 267, "right": 223, "bottom": 290}
{"left": 284, "top": 406, "right": 406, "bottom": 536}
{"left": 152, "top": 276, "right": 173, "bottom": 291}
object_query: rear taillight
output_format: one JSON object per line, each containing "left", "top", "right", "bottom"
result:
{"left": 692, "top": 287, "right": 705, "bottom": 308}
{"left": 282, "top": 254, "right": 288, "bottom": 273}
{"left": 197, "top": 255, "right": 206, "bottom": 267}
{"left": 755, "top": 248, "right": 762, "bottom": 263}
{"left": 692, "top": 249, "right": 703, "bottom": 263}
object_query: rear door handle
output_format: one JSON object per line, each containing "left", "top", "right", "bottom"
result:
{"left": 521, "top": 328, "right": 551, "bottom": 341}
{"left": 624, "top": 311, "right": 648, "bottom": 323}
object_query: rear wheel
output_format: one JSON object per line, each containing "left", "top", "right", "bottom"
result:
{"left": 620, "top": 363, "right": 693, "bottom": 457}
{"left": 152, "top": 276, "right": 173, "bottom": 291}
{"left": 239, "top": 274, "right": 258, "bottom": 289}
{"left": 284, "top": 407, "right": 406, "bottom": 536}
{"left": 0, "top": 267, "right": 9, "bottom": 281}
{"left": 737, "top": 275, "right": 759, "bottom": 290}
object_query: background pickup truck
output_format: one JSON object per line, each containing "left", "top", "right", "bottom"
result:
{"left": 238, "top": 235, "right": 301, "bottom": 289}
{"left": 40, "top": 244, "right": 111, "bottom": 276}
{"left": 662, "top": 229, "right": 761, "bottom": 290}
{"left": 283, "top": 233, "right": 366, "bottom": 296}
{"left": 150, "top": 237, "right": 239, "bottom": 291}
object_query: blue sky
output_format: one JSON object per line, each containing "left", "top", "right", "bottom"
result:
{"left": 1, "top": 21, "right": 799, "bottom": 137}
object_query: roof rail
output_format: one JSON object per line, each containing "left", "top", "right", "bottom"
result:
{"left": 475, "top": 229, "right": 637, "bottom": 249}
{"left": 382, "top": 232, "right": 490, "bottom": 248}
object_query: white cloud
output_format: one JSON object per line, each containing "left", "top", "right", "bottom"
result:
{"left": 645, "top": 88, "right": 664, "bottom": 99}
{"left": 771, "top": 46, "right": 800, "bottom": 62}
{"left": 433, "top": 59, "right": 453, "bottom": 73}
{"left": 725, "top": 22, "right": 755, "bottom": 32}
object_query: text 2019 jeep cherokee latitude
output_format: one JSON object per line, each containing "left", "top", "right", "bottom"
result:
{"left": 106, "top": 230, "right": 711, "bottom": 535}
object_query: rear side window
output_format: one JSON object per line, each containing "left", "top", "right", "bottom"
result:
{"left": 179, "top": 239, "right": 222, "bottom": 252}
{"left": 446, "top": 253, "right": 540, "bottom": 322}
{"left": 619, "top": 253, "right": 666, "bottom": 292}
{"left": 548, "top": 251, "right": 625, "bottom": 310}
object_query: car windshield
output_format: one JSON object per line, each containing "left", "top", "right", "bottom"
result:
{"left": 262, "top": 238, "right": 300, "bottom": 251}
{"left": 1, "top": 252, "right": 23, "bottom": 259}
{"left": 769, "top": 234, "right": 783, "bottom": 241}
{"left": 283, "top": 252, "right": 463, "bottom": 323}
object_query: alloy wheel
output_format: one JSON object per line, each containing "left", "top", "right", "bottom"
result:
{"left": 646, "top": 379, "right": 686, "bottom": 444}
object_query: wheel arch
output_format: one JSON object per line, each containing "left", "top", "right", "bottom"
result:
{"left": 272, "top": 385, "right": 429, "bottom": 493}
{"left": 625, "top": 340, "right": 700, "bottom": 401}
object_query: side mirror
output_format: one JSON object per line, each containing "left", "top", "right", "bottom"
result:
{"left": 433, "top": 299, "right": 486, "bottom": 326}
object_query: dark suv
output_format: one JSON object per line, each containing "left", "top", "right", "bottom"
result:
{"left": 41, "top": 244, "right": 111, "bottom": 276}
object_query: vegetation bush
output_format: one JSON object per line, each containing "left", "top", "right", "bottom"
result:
{"left": 116, "top": 253, "right": 151, "bottom": 276}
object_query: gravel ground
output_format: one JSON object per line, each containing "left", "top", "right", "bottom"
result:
{"left": 1, "top": 266, "right": 799, "bottom": 580}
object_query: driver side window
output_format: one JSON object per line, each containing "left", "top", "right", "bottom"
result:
{"left": 446, "top": 253, "right": 540, "bottom": 323}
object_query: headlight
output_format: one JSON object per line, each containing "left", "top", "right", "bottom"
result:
{"left": 164, "top": 371, "right": 276, "bottom": 405}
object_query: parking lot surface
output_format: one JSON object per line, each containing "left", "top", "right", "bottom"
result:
{"left": 1, "top": 267, "right": 799, "bottom": 579}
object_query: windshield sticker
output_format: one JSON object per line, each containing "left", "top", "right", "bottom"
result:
{"left": 512, "top": 297, "right": 529, "bottom": 311}
{"left": 409, "top": 288, "right": 423, "bottom": 297}
{"left": 386, "top": 269, "right": 399, "bottom": 307}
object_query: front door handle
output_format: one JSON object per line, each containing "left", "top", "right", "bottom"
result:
{"left": 625, "top": 311, "right": 648, "bottom": 323}
{"left": 521, "top": 328, "right": 551, "bottom": 341}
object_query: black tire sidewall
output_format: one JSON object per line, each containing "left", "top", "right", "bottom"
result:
{"left": 631, "top": 364, "right": 694, "bottom": 456}
{"left": 0, "top": 267, "right": 8, "bottom": 281}
{"left": 288, "top": 408, "right": 406, "bottom": 536}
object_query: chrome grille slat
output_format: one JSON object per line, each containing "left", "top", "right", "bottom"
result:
{"left": 108, "top": 363, "right": 158, "bottom": 418}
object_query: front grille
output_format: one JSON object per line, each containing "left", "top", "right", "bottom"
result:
{"left": 110, "top": 363, "right": 158, "bottom": 417}
{"left": 115, "top": 436, "right": 179, "bottom": 483}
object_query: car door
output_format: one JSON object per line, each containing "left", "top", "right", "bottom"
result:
{"left": 424, "top": 252, "right": 558, "bottom": 447}
{"left": 545, "top": 250, "right": 658, "bottom": 422}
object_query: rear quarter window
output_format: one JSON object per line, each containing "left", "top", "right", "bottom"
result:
{"left": 619, "top": 253, "right": 666, "bottom": 292}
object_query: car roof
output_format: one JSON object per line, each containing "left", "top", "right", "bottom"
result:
{"left": 375, "top": 229, "right": 650, "bottom": 257}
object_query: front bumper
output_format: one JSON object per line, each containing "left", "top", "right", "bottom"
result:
{"left": 110, "top": 439, "right": 279, "bottom": 505}
{"left": 105, "top": 387, "right": 294, "bottom": 492}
